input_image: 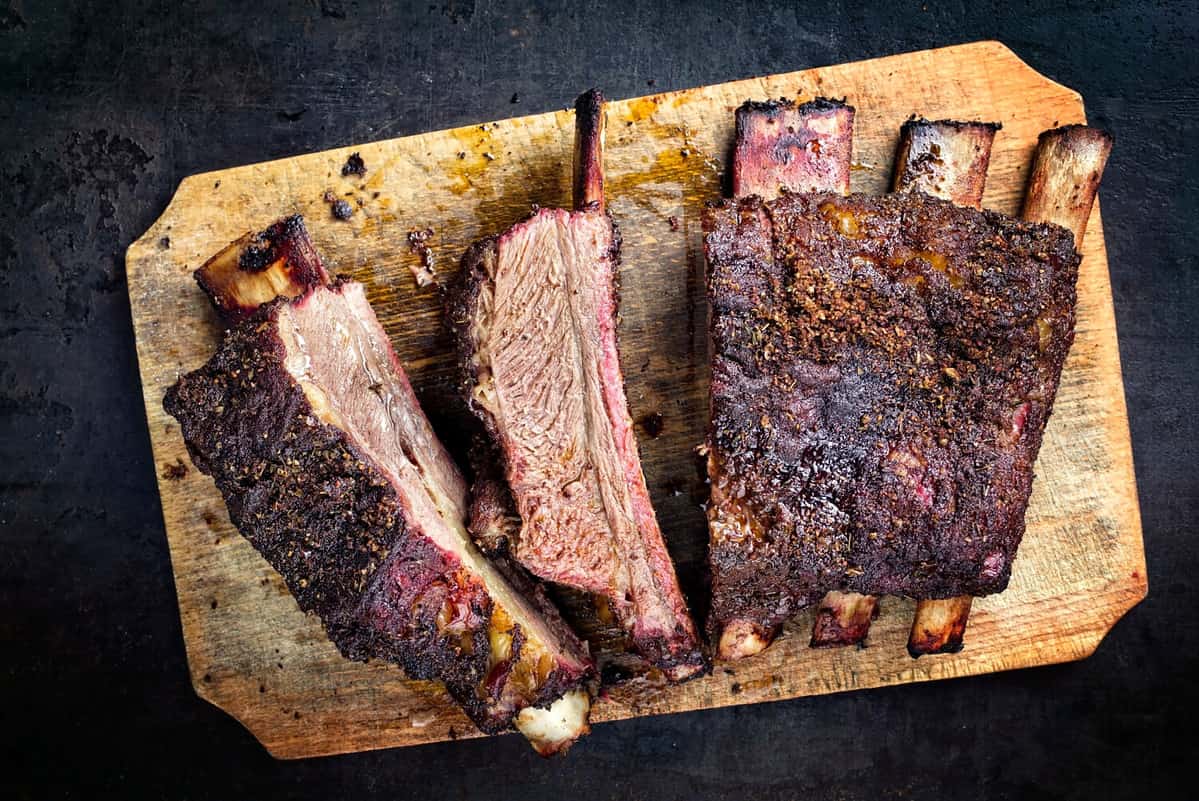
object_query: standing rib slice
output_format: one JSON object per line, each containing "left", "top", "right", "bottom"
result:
{"left": 451, "top": 91, "right": 707, "bottom": 681}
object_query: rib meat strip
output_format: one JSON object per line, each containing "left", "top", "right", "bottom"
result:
{"left": 892, "top": 118, "right": 1000, "bottom": 656}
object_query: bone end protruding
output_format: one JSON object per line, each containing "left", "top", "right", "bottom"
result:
{"left": 1021, "top": 124, "right": 1113, "bottom": 247}
{"left": 893, "top": 118, "right": 1001, "bottom": 210}
{"left": 908, "top": 596, "right": 973, "bottom": 657}
{"left": 810, "top": 591, "right": 879, "bottom": 648}
{"left": 573, "top": 89, "right": 606, "bottom": 212}
{"left": 732, "top": 97, "right": 855, "bottom": 200}
{"left": 194, "top": 215, "right": 330, "bottom": 324}
{"left": 716, "top": 619, "right": 776, "bottom": 661}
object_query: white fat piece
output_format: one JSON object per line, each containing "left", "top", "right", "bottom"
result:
{"left": 514, "top": 689, "right": 591, "bottom": 756}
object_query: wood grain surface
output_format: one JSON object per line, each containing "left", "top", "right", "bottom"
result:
{"left": 126, "top": 41, "right": 1146, "bottom": 759}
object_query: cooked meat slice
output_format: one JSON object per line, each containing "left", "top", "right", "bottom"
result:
{"left": 704, "top": 190, "right": 1081, "bottom": 654}
{"left": 466, "top": 437, "right": 522, "bottom": 556}
{"left": 450, "top": 91, "right": 706, "bottom": 681}
{"left": 168, "top": 230, "right": 595, "bottom": 753}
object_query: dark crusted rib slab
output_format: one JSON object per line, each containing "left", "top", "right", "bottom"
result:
{"left": 704, "top": 191, "right": 1080, "bottom": 650}
{"left": 166, "top": 274, "right": 595, "bottom": 754}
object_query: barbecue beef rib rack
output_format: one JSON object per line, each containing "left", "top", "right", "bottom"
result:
{"left": 127, "top": 42, "right": 1144, "bottom": 759}
{"left": 705, "top": 98, "right": 1111, "bottom": 661}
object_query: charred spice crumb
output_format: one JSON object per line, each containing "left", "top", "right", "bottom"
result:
{"left": 341, "top": 152, "right": 366, "bottom": 177}
{"left": 331, "top": 199, "right": 353, "bottom": 220}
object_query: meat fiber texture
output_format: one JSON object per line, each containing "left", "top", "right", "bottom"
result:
{"left": 164, "top": 280, "right": 593, "bottom": 735}
{"left": 704, "top": 191, "right": 1080, "bottom": 639}
{"left": 450, "top": 207, "right": 707, "bottom": 681}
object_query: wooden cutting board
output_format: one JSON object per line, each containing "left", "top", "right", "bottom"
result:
{"left": 127, "top": 40, "right": 1146, "bottom": 759}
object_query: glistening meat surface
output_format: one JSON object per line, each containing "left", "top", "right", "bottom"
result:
{"left": 704, "top": 191, "right": 1080, "bottom": 645}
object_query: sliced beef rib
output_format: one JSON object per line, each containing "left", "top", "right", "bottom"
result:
{"left": 166, "top": 220, "right": 595, "bottom": 754}
{"left": 449, "top": 91, "right": 706, "bottom": 681}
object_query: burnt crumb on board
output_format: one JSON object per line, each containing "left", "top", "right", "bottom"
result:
{"left": 158, "top": 236, "right": 171, "bottom": 249}
{"left": 668, "top": 215, "right": 680, "bottom": 231}
{"left": 406, "top": 227, "right": 438, "bottom": 287}
{"left": 510, "top": 93, "right": 520, "bottom": 104}
{"left": 161, "top": 459, "right": 188, "bottom": 480}
{"left": 277, "top": 108, "right": 307, "bottom": 122}
{"left": 638, "top": 412, "right": 665, "bottom": 438}
{"left": 341, "top": 152, "right": 366, "bottom": 177}
{"left": 323, "top": 190, "right": 354, "bottom": 220}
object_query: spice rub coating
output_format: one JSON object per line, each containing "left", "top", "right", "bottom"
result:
{"left": 704, "top": 191, "right": 1080, "bottom": 639}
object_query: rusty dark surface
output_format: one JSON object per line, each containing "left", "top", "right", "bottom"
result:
{"left": 1, "top": 1, "right": 1196, "bottom": 799}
